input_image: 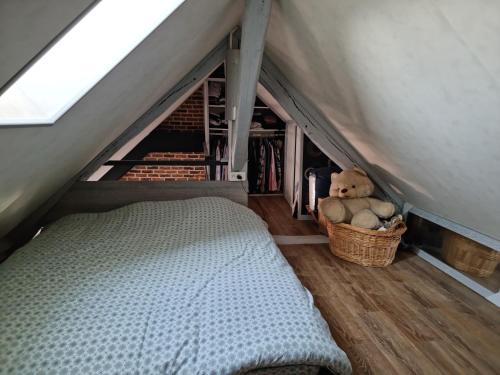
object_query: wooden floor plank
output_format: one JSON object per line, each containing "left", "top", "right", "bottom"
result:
{"left": 250, "top": 197, "right": 500, "bottom": 375}
{"left": 248, "top": 196, "right": 318, "bottom": 235}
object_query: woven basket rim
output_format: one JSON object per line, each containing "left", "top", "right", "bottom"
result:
{"left": 328, "top": 220, "right": 407, "bottom": 237}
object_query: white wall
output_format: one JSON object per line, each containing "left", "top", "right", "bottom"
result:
{"left": 266, "top": 0, "right": 500, "bottom": 240}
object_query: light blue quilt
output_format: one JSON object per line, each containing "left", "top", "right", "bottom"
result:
{"left": 0, "top": 197, "right": 351, "bottom": 374}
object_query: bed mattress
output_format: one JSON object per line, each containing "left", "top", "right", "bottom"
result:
{"left": 0, "top": 197, "right": 351, "bottom": 374}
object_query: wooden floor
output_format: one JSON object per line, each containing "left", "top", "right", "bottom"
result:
{"left": 248, "top": 195, "right": 318, "bottom": 235}
{"left": 249, "top": 197, "right": 500, "bottom": 375}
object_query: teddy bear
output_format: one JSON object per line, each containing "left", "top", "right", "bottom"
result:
{"left": 318, "top": 167, "right": 396, "bottom": 230}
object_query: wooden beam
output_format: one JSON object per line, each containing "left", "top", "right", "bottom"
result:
{"left": 88, "top": 84, "right": 205, "bottom": 181}
{"left": 79, "top": 39, "right": 227, "bottom": 180}
{"left": 259, "top": 54, "right": 404, "bottom": 208}
{"left": 225, "top": 47, "right": 240, "bottom": 180}
{"left": 231, "top": 0, "right": 272, "bottom": 172}
{"left": 1, "top": 39, "right": 228, "bottom": 258}
{"left": 99, "top": 131, "right": 206, "bottom": 180}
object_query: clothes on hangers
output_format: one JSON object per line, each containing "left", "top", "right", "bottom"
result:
{"left": 269, "top": 143, "right": 278, "bottom": 192}
{"left": 211, "top": 136, "right": 229, "bottom": 181}
{"left": 248, "top": 137, "right": 284, "bottom": 193}
{"left": 258, "top": 140, "right": 267, "bottom": 192}
{"left": 222, "top": 142, "right": 228, "bottom": 180}
{"left": 211, "top": 136, "right": 282, "bottom": 188}
{"left": 274, "top": 140, "right": 282, "bottom": 191}
{"left": 215, "top": 140, "right": 221, "bottom": 181}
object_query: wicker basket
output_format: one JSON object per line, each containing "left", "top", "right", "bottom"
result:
{"left": 442, "top": 231, "right": 499, "bottom": 278}
{"left": 326, "top": 219, "right": 407, "bottom": 267}
{"left": 308, "top": 198, "right": 330, "bottom": 235}
{"left": 318, "top": 209, "right": 328, "bottom": 235}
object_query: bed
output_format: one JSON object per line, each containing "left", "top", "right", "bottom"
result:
{"left": 0, "top": 197, "right": 351, "bottom": 374}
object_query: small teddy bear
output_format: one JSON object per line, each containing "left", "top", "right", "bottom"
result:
{"left": 319, "top": 167, "right": 396, "bottom": 230}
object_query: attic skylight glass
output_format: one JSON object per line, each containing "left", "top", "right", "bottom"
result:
{"left": 0, "top": 0, "right": 184, "bottom": 126}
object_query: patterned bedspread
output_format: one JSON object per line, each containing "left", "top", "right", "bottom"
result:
{"left": 0, "top": 197, "right": 351, "bottom": 374}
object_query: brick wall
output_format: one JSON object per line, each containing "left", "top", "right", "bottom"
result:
{"left": 158, "top": 86, "right": 204, "bottom": 133}
{"left": 118, "top": 87, "right": 206, "bottom": 182}
{"left": 120, "top": 152, "right": 206, "bottom": 181}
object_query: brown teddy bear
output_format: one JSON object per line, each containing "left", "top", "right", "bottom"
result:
{"left": 319, "top": 167, "right": 396, "bottom": 229}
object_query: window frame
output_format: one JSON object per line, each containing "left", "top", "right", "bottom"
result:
{"left": 0, "top": 0, "right": 184, "bottom": 128}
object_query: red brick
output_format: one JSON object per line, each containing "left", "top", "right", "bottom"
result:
{"left": 158, "top": 87, "right": 204, "bottom": 133}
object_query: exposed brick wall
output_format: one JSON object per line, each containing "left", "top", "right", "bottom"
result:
{"left": 158, "top": 87, "right": 204, "bottom": 133}
{"left": 118, "top": 87, "right": 206, "bottom": 182}
{"left": 120, "top": 152, "right": 206, "bottom": 181}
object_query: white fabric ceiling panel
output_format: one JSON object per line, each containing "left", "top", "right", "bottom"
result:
{"left": 266, "top": 0, "right": 500, "bottom": 240}
{"left": 0, "top": 0, "right": 96, "bottom": 90}
{"left": 0, "top": 0, "right": 243, "bottom": 237}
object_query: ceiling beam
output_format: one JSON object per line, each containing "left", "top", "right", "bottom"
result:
{"left": 259, "top": 54, "right": 404, "bottom": 208}
{"left": 80, "top": 38, "right": 227, "bottom": 180}
{"left": 87, "top": 81, "right": 203, "bottom": 181}
{"left": 231, "top": 0, "right": 272, "bottom": 172}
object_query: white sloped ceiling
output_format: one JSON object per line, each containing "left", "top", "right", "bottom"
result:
{"left": 0, "top": 0, "right": 96, "bottom": 90}
{"left": 0, "top": 0, "right": 243, "bottom": 238}
{"left": 265, "top": 0, "right": 500, "bottom": 240}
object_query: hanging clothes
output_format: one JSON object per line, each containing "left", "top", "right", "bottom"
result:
{"left": 257, "top": 140, "right": 266, "bottom": 193}
{"left": 268, "top": 143, "right": 278, "bottom": 192}
{"left": 264, "top": 139, "right": 272, "bottom": 193}
{"left": 248, "top": 136, "right": 284, "bottom": 193}
{"left": 211, "top": 135, "right": 229, "bottom": 181}
{"left": 274, "top": 140, "right": 282, "bottom": 191}
{"left": 215, "top": 140, "right": 221, "bottom": 181}
{"left": 248, "top": 139, "right": 259, "bottom": 193}
{"left": 222, "top": 143, "right": 228, "bottom": 181}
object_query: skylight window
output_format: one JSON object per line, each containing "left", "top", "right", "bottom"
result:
{"left": 0, "top": 0, "right": 184, "bottom": 126}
